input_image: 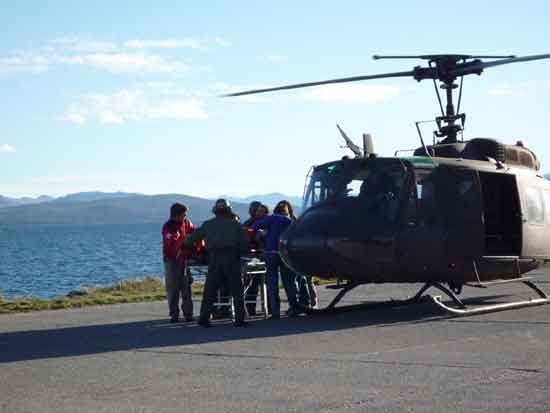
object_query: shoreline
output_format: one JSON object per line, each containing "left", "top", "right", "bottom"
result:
{"left": 2, "top": 261, "right": 548, "bottom": 314}
{"left": 0, "top": 277, "right": 205, "bottom": 315}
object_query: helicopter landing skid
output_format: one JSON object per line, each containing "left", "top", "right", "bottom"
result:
{"left": 429, "top": 280, "right": 550, "bottom": 316}
{"left": 299, "top": 280, "right": 549, "bottom": 317}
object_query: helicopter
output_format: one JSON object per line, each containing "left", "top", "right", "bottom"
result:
{"left": 225, "top": 53, "right": 550, "bottom": 316}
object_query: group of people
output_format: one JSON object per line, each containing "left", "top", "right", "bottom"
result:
{"left": 161, "top": 198, "right": 317, "bottom": 327}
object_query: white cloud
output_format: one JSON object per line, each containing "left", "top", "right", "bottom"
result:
{"left": 124, "top": 37, "right": 232, "bottom": 50}
{"left": 124, "top": 38, "right": 207, "bottom": 50}
{"left": 488, "top": 83, "right": 527, "bottom": 97}
{"left": 0, "top": 54, "right": 50, "bottom": 73}
{"left": 261, "top": 54, "right": 287, "bottom": 63}
{"left": 58, "top": 52, "right": 187, "bottom": 74}
{"left": 49, "top": 38, "right": 117, "bottom": 53}
{"left": 214, "top": 37, "right": 231, "bottom": 47}
{"left": 1, "top": 35, "right": 231, "bottom": 76}
{"left": 0, "top": 144, "right": 15, "bottom": 153}
{"left": 61, "top": 88, "right": 208, "bottom": 125}
{"left": 300, "top": 84, "right": 401, "bottom": 104}
{"left": 61, "top": 112, "right": 87, "bottom": 124}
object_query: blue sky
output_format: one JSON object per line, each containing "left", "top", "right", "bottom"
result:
{"left": 1, "top": 1, "right": 549, "bottom": 198}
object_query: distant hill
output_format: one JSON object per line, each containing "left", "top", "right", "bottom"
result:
{"left": 544, "top": 173, "right": 550, "bottom": 180}
{"left": 52, "top": 191, "right": 141, "bottom": 204}
{"left": 0, "top": 194, "right": 249, "bottom": 225}
{"left": 0, "top": 195, "right": 54, "bottom": 208}
{"left": 224, "top": 192, "right": 303, "bottom": 210}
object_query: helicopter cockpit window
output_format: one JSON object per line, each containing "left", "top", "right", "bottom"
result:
{"left": 303, "top": 163, "right": 406, "bottom": 222}
{"left": 411, "top": 170, "right": 436, "bottom": 224}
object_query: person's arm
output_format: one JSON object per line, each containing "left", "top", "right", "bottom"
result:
{"left": 183, "top": 225, "right": 206, "bottom": 247}
{"left": 251, "top": 216, "right": 271, "bottom": 231}
{"left": 185, "top": 218, "right": 195, "bottom": 233}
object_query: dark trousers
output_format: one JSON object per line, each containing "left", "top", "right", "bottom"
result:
{"left": 164, "top": 260, "right": 193, "bottom": 319}
{"left": 265, "top": 253, "right": 298, "bottom": 317}
{"left": 199, "top": 250, "right": 245, "bottom": 323}
{"left": 213, "top": 280, "right": 231, "bottom": 317}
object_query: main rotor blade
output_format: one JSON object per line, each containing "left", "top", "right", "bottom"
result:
{"left": 479, "top": 53, "right": 550, "bottom": 69}
{"left": 223, "top": 70, "right": 415, "bottom": 97}
{"left": 452, "top": 54, "right": 550, "bottom": 76}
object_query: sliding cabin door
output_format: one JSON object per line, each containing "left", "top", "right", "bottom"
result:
{"left": 516, "top": 176, "right": 550, "bottom": 258}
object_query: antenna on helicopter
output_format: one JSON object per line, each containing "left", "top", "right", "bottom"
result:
{"left": 337, "top": 124, "right": 363, "bottom": 158}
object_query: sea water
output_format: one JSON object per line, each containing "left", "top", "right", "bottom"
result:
{"left": 0, "top": 223, "right": 194, "bottom": 299}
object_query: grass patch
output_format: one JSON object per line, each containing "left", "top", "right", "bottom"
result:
{"left": 0, "top": 274, "right": 342, "bottom": 315}
{"left": 0, "top": 277, "right": 206, "bottom": 315}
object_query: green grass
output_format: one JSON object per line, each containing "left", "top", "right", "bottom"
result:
{"left": 0, "top": 275, "right": 337, "bottom": 315}
{"left": 0, "top": 277, "right": 205, "bottom": 315}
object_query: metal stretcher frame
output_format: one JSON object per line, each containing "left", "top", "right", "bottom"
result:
{"left": 187, "top": 254, "right": 269, "bottom": 319}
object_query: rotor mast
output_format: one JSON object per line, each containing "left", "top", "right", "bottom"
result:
{"left": 373, "top": 54, "right": 515, "bottom": 143}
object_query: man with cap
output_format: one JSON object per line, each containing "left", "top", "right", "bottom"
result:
{"left": 183, "top": 199, "right": 249, "bottom": 327}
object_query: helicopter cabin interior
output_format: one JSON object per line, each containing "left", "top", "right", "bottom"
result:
{"left": 478, "top": 172, "right": 522, "bottom": 256}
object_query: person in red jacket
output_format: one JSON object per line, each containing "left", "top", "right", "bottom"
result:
{"left": 162, "top": 203, "right": 195, "bottom": 323}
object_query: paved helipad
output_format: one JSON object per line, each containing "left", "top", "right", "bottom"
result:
{"left": 1, "top": 269, "right": 550, "bottom": 412}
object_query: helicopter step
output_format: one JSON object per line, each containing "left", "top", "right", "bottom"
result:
{"left": 300, "top": 279, "right": 549, "bottom": 317}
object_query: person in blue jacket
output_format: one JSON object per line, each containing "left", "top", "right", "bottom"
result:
{"left": 274, "top": 200, "right": 316, "bottom": 310}
{"left": 252, "top": 200, "right": 299, "bottom": 318}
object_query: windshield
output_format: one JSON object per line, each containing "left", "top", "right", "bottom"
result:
{"left": 303, "top": 159, "right": 407, "bottom": 219}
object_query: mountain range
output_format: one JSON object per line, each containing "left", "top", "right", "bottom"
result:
{"left": 0, "top": 191, "right": 301, "bottom": 225}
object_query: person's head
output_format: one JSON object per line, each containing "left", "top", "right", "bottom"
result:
{"left": 248, "top": 201, "right": 261, "bottom": 218}
{"left": 255, "top": 204, "right": 269, "bottom": 219}
{"left": 169, "top": 203, "right": 188, "bottom": 222}
{"left": 212, "top": 198, "right": 232, "bottom": 217}
{"left": 274, "top": 200, "right": 295, "bottom": 219}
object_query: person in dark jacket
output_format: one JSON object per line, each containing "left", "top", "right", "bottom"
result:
{"left": 183, "top": 199, "right": 249, "bottom": 327}
{"left": 241, "top": 201, "right": 262, "bottom": 315}
{"left": 252, "top": 201, "right": 299, "bottom": 318}
{"left": 162, "top": 203, "right": 195, "bottom": 323}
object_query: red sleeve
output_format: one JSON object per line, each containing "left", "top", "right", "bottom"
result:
{"left": 186, "top": 219, "right": 195, "bottom": 234}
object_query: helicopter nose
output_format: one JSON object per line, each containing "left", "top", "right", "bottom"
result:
{"left": 279, "top": 207, "right": 346, "bottom": 275}
{"left": 280, "top": 231, "right": 329, "bottom": 275}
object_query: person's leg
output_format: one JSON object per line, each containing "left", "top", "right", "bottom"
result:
{"left": 164, "top": 261, "right": 180, "bottom": 321}
{"left": 306, "top": 275, "right": 318, "bottom": 308}
{"left": 296, "top": 273, "right": 311, "bottom": 307}
{"left": 245, "top": 274, "right": 260, "bottom": 316}
{"left": 198, "top": 259, "right": 222, "bottom": 325}
{"left": 280, "top": 260, "right": 299, "bottom": 312}
{"left": 213, "top": 278, "right": 231, "bottom": 319}
{"left": 225, "top": 255, "right": 245, "bottom": 325}
{"left": 265, "top": 253, "right": 281, "bottom": 317}
{"left": 180, "top": 263, "right": 194, "bottom": 320}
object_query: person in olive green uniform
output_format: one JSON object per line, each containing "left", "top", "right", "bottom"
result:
{"left": 183, "top": 199, "right": 249, "bottom": 327}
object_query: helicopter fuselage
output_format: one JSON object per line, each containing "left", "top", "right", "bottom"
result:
{"left": 280, "top": 153, "right": 550, "bottom": 285}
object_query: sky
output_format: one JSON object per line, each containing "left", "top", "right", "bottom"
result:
{"left": 1, "top": 1, "right": 549, "bottom": 198}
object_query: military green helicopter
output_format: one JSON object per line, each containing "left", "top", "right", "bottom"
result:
{"left": 225, "top": 54, "right": 550, "bottom": 316}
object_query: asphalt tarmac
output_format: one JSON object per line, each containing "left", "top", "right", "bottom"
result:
{"left": 1, "top": 269, "right": 550, "bottom": 412}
